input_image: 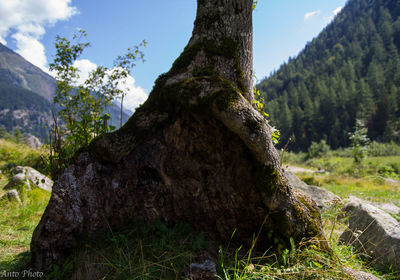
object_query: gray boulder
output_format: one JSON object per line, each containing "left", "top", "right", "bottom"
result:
{"left": 10, "top": 166, "right": 52, "bottom": 192}
{"left": 344, "top": 196, "right": 400, "bottom": 216}
{"left": 284, "top": 171, "right": 340, "bottom": 208}
{"left": 340, "top": 196, "right": 400, "bottom": 272}
{"left": 4, "top": 173, "right": 31, "bottom": 191}
{"left": 0, "top": 189, "right": 22, "bottom": 204}
{"left": 373, "top": 202, "right": 400, "bottom": 215}
{"left": 27, "top": 135, "right": 42, "bottom": 149}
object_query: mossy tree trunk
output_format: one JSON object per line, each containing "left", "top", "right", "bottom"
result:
{"left": 31, "top": 0, "right": 328, "bottom": 271}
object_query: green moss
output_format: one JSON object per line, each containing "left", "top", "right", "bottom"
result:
{"left": 244, "top": 119, "right": 261, "bottom": 135}
{"left": 205, "top": 37, "right": 237, "bottom": 59}
{"left": 291, "top": 194, "right": 325, "bottom": 240}
{"left": 170, "top": 43, "right": 203, "bottom": 75}
{"left": 193, "top": 66, "right": 215, "bottom": 77}
{"left": 255, "top": 164, "right": 280, "bottom": 193}
{"left": 166, "top": 37, "right": 246, "bottom": 93}
{"left": 236, "top": 67, "right": 246, "bottom": 92}
{"left": 297, "top": 195, "right": 320, "bottom": 219}
{"left": 158, "top": 76, "right": 242, "bottom": 116}
{"left": 213, "top": 89, "right": 239, "bottom": 112}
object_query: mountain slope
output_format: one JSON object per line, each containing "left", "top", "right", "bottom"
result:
{"left": 0, "top": 43, "right": 56, "bottom": 101}
{"left": 0, "top": 44, "right": 132, "bottom": 142}
{"left": 0, "top": 82, "right": 53, "bottom": 140}
{"left": 258, "top": 0, "right": 400, "bottom": 151}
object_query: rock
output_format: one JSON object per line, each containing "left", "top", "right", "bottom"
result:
{"left": 6, "top": 189, "right": 22, "bottom": 204}
{"left": 344, "top": 196, "right": 400, "bottom": 215}
{"left": 27, "top": 135, "right": 42, "bottom": 149}
{"left": 372, "top": 202, "right": 400, "bottom": 215}
{"left": 339, "top": 196, "right": 400, "bottom": 271}
{"left": 12, "top": 166, "right": 52, "bottom": 192}
{"left": 342, "top": 267, "right": 381, "bottom": 280}
{"left": 4, "top": 173, "right": 31, "bottom": 191}
{"left": 284, "top": 171, "right": 340, "bottom": 208}
{"left": 182, "top": 259, "right": 217, "bottom": 280}
{"left": 0, "top": 189, "right": 22, "bottom": 204}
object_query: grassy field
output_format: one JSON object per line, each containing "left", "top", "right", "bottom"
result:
{"left": 0, "top": 183, "right": 50, "bottom": 273}
{"left": 1, "top": 138, "right": 399, "bottom": 279}
{"left": 0, "top": 139, "right": 51, "bottom": 274}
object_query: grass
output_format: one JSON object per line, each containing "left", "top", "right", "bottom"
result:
{"left": 0, "top": 139, "right": 51, "bottom": 274}
{"left": 0, "top": 181, "right": 50, "bottom": 273}
{"left": 216, "top": 201, "right": 398, "bottom": 280}
{"left": 46, "top": 221, "right": 209, "bottom": 280}
{"left": 0, "top": 138, "right": 48, "bottom": 175}
{"left": 297, "top": 174, "right": 400, "bottom": 205}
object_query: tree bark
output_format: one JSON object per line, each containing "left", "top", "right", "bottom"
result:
{"left": 31, "top": 0, "right": 328, "bottom": 271}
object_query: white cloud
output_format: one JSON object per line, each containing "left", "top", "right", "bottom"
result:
{"left": 304, "top": 10, "right": 321, "bottom": 20}
{"left": 73, "top": 59, "right": 148, "bottom": 112}
{"left": 0, "top": 0, "right": 77, "bottom": 71}
{"left": 333, "top": 6, "right": 343, "bottom": 16}
{"left": 117, "top": 75, "right": 148, "bottom": 112}
{"left": 73, "top": 59, "right": 98, "bottom": 85}
{"left": 12, "top": 33, "right": 47, "bottom": 71}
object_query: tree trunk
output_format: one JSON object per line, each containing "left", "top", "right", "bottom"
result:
{"left": 31, "top": 0, "right": 327, "bottom": 271}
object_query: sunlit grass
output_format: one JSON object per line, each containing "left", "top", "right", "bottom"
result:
{"left": 296, "top": 174, "right": 400, "bottom": 205}
{"left": 0, "top": 138, "right": 48, "bottom": 174}
{"left": 0, "top": 185, "right": 50, "bottom": 272}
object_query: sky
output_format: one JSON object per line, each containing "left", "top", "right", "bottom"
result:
{"left": 0, "top": 0, "right": 347, "bottom": 111}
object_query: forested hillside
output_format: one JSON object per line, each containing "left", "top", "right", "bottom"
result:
{"left": 0, "top": 82, "right": 53, "bottom": 140}
{"left": 258, "top": 0, "right": 400, "bottom": 151}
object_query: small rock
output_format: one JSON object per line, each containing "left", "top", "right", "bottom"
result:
{"left": 0, "top": 189, "right": 22, "bottom": 204}
{"left": 339, "top": 196, "right": 400, "bottom": 272}
{"left": 342, "top": 266, "right": 381, "bottom": 280}
{"left": 182, "top": 258, "right": 217, "bottom": 280}
{"left": 284, "top": 171, "right": 340, "bottom": 208}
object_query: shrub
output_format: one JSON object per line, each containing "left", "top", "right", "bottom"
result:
{"left": 307, "top": 140, "right": 330, "bottom": 159}
{"left": 367, "top": 141, "right": 400, "bottom": 157}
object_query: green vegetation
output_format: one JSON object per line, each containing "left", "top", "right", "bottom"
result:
{"left": 46, "top": 222, "right": 208, "bottom": 280}
{"left": 0, "top": 138, "right": 47, "bottom": 174}
{"left": 258, "top": 0, "right": 400, "bottom": 151}
{"left": 49, "top": 30, "right": 145, "bottom": 177}
{"left": 0, "top": 81, "right": 52, "bottom": 141}
{"left": 0, "top": 185, "right": 50, "bottom": 273}
{"left": 0, "top": 139, "right": 50, "bottom": 273}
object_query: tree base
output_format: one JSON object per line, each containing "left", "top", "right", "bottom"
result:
{"left": 31, "top": 75, "right": 327, "bottom": 270}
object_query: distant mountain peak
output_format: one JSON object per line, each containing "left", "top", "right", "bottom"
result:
{"left": 0, "top": 43, "right": 55, "bottom": 101}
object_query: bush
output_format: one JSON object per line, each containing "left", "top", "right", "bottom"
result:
{"left": 367, "top": 141, "right": 400, "bottom": 157}
{"left": 307, "top": 140, "right": 330, "bottom": 159}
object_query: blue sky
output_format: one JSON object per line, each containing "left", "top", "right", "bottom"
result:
{"left": 0, "top": 0, "right": 346, "bottom": 110}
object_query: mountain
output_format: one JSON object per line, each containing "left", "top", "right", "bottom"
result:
{"left": 0, "top": 81, "right": 53, "bottom": 140}
{"left": 0, "top": 43, "right": 132, "bottom": 142}
{"left": 258, "top": 0, "right": 400, "bottom": 151}
{"left": 0, "top": 43, "right": 56, "bottom": 101}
